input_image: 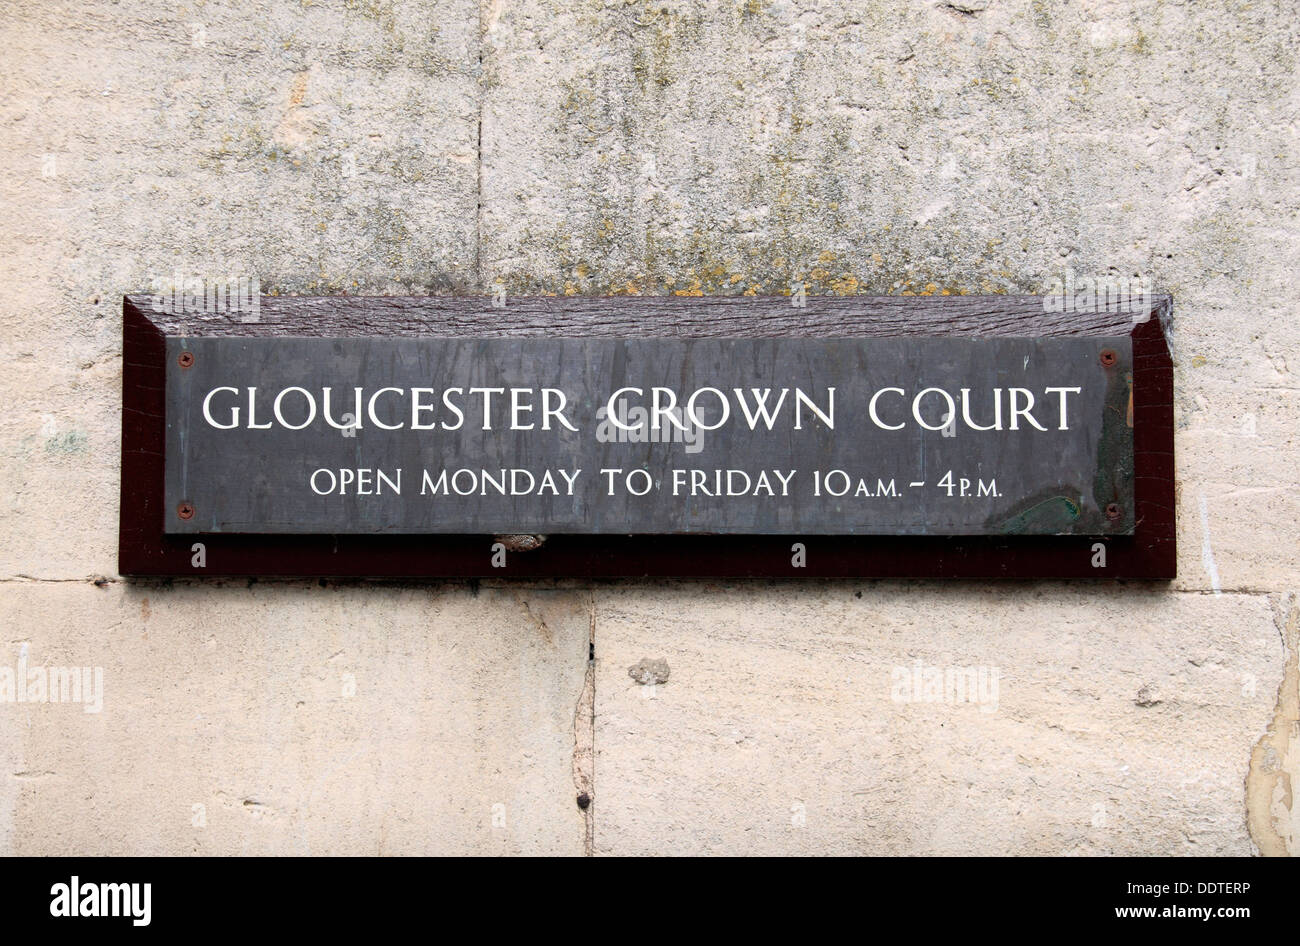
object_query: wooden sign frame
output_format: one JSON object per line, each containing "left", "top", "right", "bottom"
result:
{"left": 119, "top": 294, "right": 1174, "bottom": 579}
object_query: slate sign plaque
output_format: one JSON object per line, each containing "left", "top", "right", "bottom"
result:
{"left": 163, "top": 335, "right": 1134, "bottom": 536}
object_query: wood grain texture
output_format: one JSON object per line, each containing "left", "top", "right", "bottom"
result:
{"left": 126, "top": 293, "right": 1165, "bottom": 339}
{"left": 119, "top": 294, "right": 1175, "bottom": 579}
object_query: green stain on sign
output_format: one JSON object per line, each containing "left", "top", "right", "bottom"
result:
{"left": 999, "top": 496, "right": 1082, "bottom": 535}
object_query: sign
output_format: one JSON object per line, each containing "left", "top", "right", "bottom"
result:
{"left": 119, "top": 294, "right": 1174, "bottom": 578}
{"left": 164, "top": 336, "right": 1133, "bottom": 536}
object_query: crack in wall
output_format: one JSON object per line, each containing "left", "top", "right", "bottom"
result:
{"left": 571, "top": 592, "right": 596, "bottom": 855}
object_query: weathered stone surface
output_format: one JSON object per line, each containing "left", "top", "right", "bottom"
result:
{"left": 1174, "top": 380, "right": 1300, "bottom": 593}
{"left": 593, "top": 584, "right": 1284, "bottom": 856}
{"left": 0, "top": 581, "right": 589, "bottom": 855}
{"left": 0, "top": 0, "right": 480, "bottom": 579}
{"left": 480, "top": 0, "right": 1300, "bottom": 592}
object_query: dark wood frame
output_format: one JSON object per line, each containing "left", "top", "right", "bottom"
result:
{"left": 119, "top": 294, "right": 1174, "bottom": 579}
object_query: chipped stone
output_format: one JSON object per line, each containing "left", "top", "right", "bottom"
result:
{"left": 628, "top": 658, "right": 670, "bottom": 686}
{"left": 1135, "top": 686, "right": 1162, "bottom": 707}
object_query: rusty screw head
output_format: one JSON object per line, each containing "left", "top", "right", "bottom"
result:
{"left": 177, "top": 351, "right": 195, "bottom": 368}
{"left": 177, "top": 502, "right": 195, "bottom": 521}
{"left": 1099, "top": 349, "right": 1117, "bottom": 367}
{"left": 1105, "top": 503, "right": 1122, "bottom": 521}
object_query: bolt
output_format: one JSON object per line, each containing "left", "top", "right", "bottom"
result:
{"left": 1099, "top": 349, "right": 1117, "bottom": 367}
{"left": 1105, "top": 503, "right": 1122, "bottom": 521}
{"left": 177, "top": 351, "right": 195, "bottom": 368}
{"left": 177, "top": 502, "right": 195, "bottom": 520}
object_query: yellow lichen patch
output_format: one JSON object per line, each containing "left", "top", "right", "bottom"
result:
{"left": 673, "top": 277, "right": 704, "bottom": 297}
{"left": 818, "top": 250, "right": 835, "bottom": 264}
{"left": 830, "top": 274, "right": 859, "bottom": 295}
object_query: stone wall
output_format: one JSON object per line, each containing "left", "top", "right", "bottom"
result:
{"left": 0, "top": 0, "right": 1295, "bottom": 855}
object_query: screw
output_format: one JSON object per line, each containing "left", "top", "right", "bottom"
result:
{"left": 1105, "top": 503, "right": 1122, "bottom": 521}
{"left": 1099, "top": 349, "right": 1117, "bottom": 367}
{"left": 177, "top": 351, "right": 195, "bottom": 368}
{"left": 177, "top": 502, "right": 195, "bottom": 520}
{"left": 576, "top": 792, "right": 591, "bottom": 810}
